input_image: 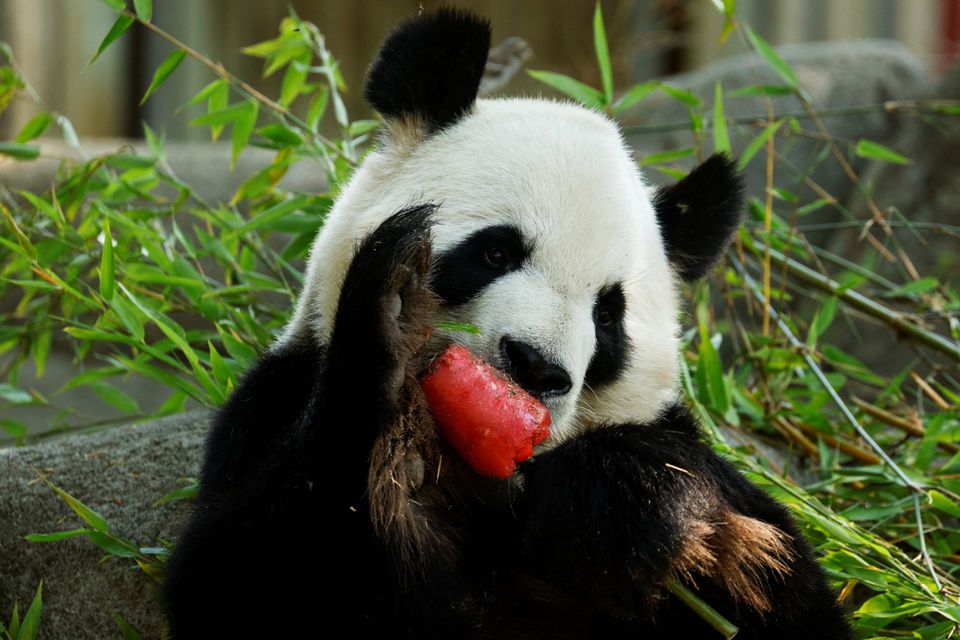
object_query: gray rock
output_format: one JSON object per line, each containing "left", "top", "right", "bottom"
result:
{"left": 0, "top": 411, "right": 209, "bottom": 639}
{"left": 622, "top": 39, "right": 930, "bottom": 206}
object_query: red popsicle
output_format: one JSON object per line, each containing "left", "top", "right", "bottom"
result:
{"left": 421, "top": 345, "right": 551, "bottom": 479}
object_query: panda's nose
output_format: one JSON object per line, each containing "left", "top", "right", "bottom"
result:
{"left": 499, "top": 337, "right": 572, "bottom": 398}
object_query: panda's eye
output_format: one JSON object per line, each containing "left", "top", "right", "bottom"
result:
{"left": 484, "top": 244, "right": 509, "bottom": 269}
{"left": 593, "top": 285, "right": 626, "bottom": 331}
{"left": 595, "top": 307, "right": 614, "bottom": 327}
{"left": 432, "top": 224, "right": 528, "bottom": 306}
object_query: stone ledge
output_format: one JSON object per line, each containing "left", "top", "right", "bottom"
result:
{"left": 0, "top": 411, "right": 209, "bottom": 639}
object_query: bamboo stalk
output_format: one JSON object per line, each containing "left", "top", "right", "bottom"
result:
{"left": 852, "top": 397, "right": 925, "bottom": 437}
{"left": 789, "top": 419, "right": 882, "bottom": 464}
{"left": 745, "top": 243, "right": 960, "bottom": 362}
{"left": 666, "top": 579, "right": 739, "bottom": 639}
{"left": 770, "top": 416, "right": 820, "bottom": 459}
{"left": 910, "top": 373, "right": 951, "bottom": 411}
{"left": 853, "top": 396, "right": 959, "bottom": 453}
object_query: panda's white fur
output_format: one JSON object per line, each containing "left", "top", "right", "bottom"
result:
{"left": 283, "top": 98, "right": 680, "bottom": 442}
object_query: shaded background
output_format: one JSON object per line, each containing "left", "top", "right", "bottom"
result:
{"left": 2, "top": 0, "right": 959, "bottom": 141}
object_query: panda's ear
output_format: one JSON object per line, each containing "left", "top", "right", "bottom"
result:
{"left": 364, "top": 8, "right": 491, "bottom": 133}
{"left": 653, "top": 154, "right": 745, "bottom": 282}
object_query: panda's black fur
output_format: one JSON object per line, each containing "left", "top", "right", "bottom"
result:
{"left": 162, "top": 8, "right": 851, "bottom": 639}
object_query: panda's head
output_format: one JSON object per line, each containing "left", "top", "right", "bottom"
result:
{"left": 283, "top": 9, "right": 742, "bottom": 444}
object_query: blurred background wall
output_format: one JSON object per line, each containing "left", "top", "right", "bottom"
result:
{"left": 2, "top": 0, "right": 959, "bottom": 141}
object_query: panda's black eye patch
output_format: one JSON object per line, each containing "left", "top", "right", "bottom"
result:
{"left": 586, "top": 283, "right": 630, "bottom": 388}
{"left": 431, "top": 225, "right": 528, "bottom": 305}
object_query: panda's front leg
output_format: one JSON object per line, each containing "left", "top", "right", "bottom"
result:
{"left": 317, "top": 205, "right": 438, "bottom": 465}
{"left": 516, "top": 403, "right": 851, "bottom": 639}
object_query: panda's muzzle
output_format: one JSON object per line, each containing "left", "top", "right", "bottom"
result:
{"left": 499, "top": 337, "right": 572, "bottom": 399}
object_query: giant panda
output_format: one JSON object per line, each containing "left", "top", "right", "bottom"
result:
{"left": 162, "top": 8, "right": 851, "bottom": 639}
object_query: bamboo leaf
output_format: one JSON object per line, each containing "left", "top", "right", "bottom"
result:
{"left": 114, "top": 614, "right": 144, "bottom": 640}
{"left": 0, "top": 384, "right": 34, "bottom": 405}
{"left": 189, "top": 101, "right": 251, "bottom": 127}
{"left": 91, "top": 381, "right": 142, "bottom": 414}
{"left": 592, "top": 2, "right": 613, "bottom": 105}
{"left": 109, "top": 293, "right": 145, "bottom": 341}
{"left": 744, "top": 26, "right": 799, "bottom": 90}
{"left": 90, "top": 14, "right": 135, "bottom": 65}
{"left": 14, "top": 113, "right": 52, "bottom": 143}
{"left": 436, "top": 321, "right": 481, "bottom": 335}
{"left": 855, "top": 139, "right": 911, "bottom": 165}
{"left": 658, "top": 84, "right": 701, "bottom": 107}
{"left": 612, "top": 81, "right": 659, "bottom": 114}
{"left": 140, "top": 49, "right": 186, "bottom": 105}
{"left": 46, "top": 483, "right": 108, "bottom": 533}
{"left": 0, "top": 142, "right": 40, "bottom": 160}
{"left": 527, "top": 70, "right": 605, "bottom": 110}
{"left": 639, "top": 147, "right": 696, "bottom": 167}
{"left": 24, "top": 529, "right": 93, "bottom": 543}
{"left": 1, "top": 419, "right": 27, "bottom": 439}
{"left": 806, "top": 296, "right": 838, "bottom": 349}
{"left": 306, "top": 86, "right": 329, "bottom": 131}
{"left": 712, "top": 82, "right": 730, "bottom": 155}
{"left": 30, "top": 329, "right": 52, "bottom": 379}
{"left": 97, "top": 0, "right": 125, "bottom": 10}
{"left": 99, "top": 220, "right": 115, "bottom": 301}
{"left": 16, "top": 581, "right": 42, "bottom": 640}
{"left": 132, "top": 0, "right": 152, "bottom": 21}
{"left": 230, "top": 101, "right": 259, "bottom": 170}
{"left": 280, "top": 52, "right": 310, "bottom": 107}
{"left": 737, "top": 120, "right": 783, "bottom": 170}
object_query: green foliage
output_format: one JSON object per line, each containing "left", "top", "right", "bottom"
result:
{"left": 0, "top": 581, "right": 42, "bottom": 640}
{"left": 1, "top": 2, "right": 959, "bottom": 638}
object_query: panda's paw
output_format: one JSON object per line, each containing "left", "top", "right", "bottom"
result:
{"left": 328, "top": 205, "right": 439, "bottom": 404}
